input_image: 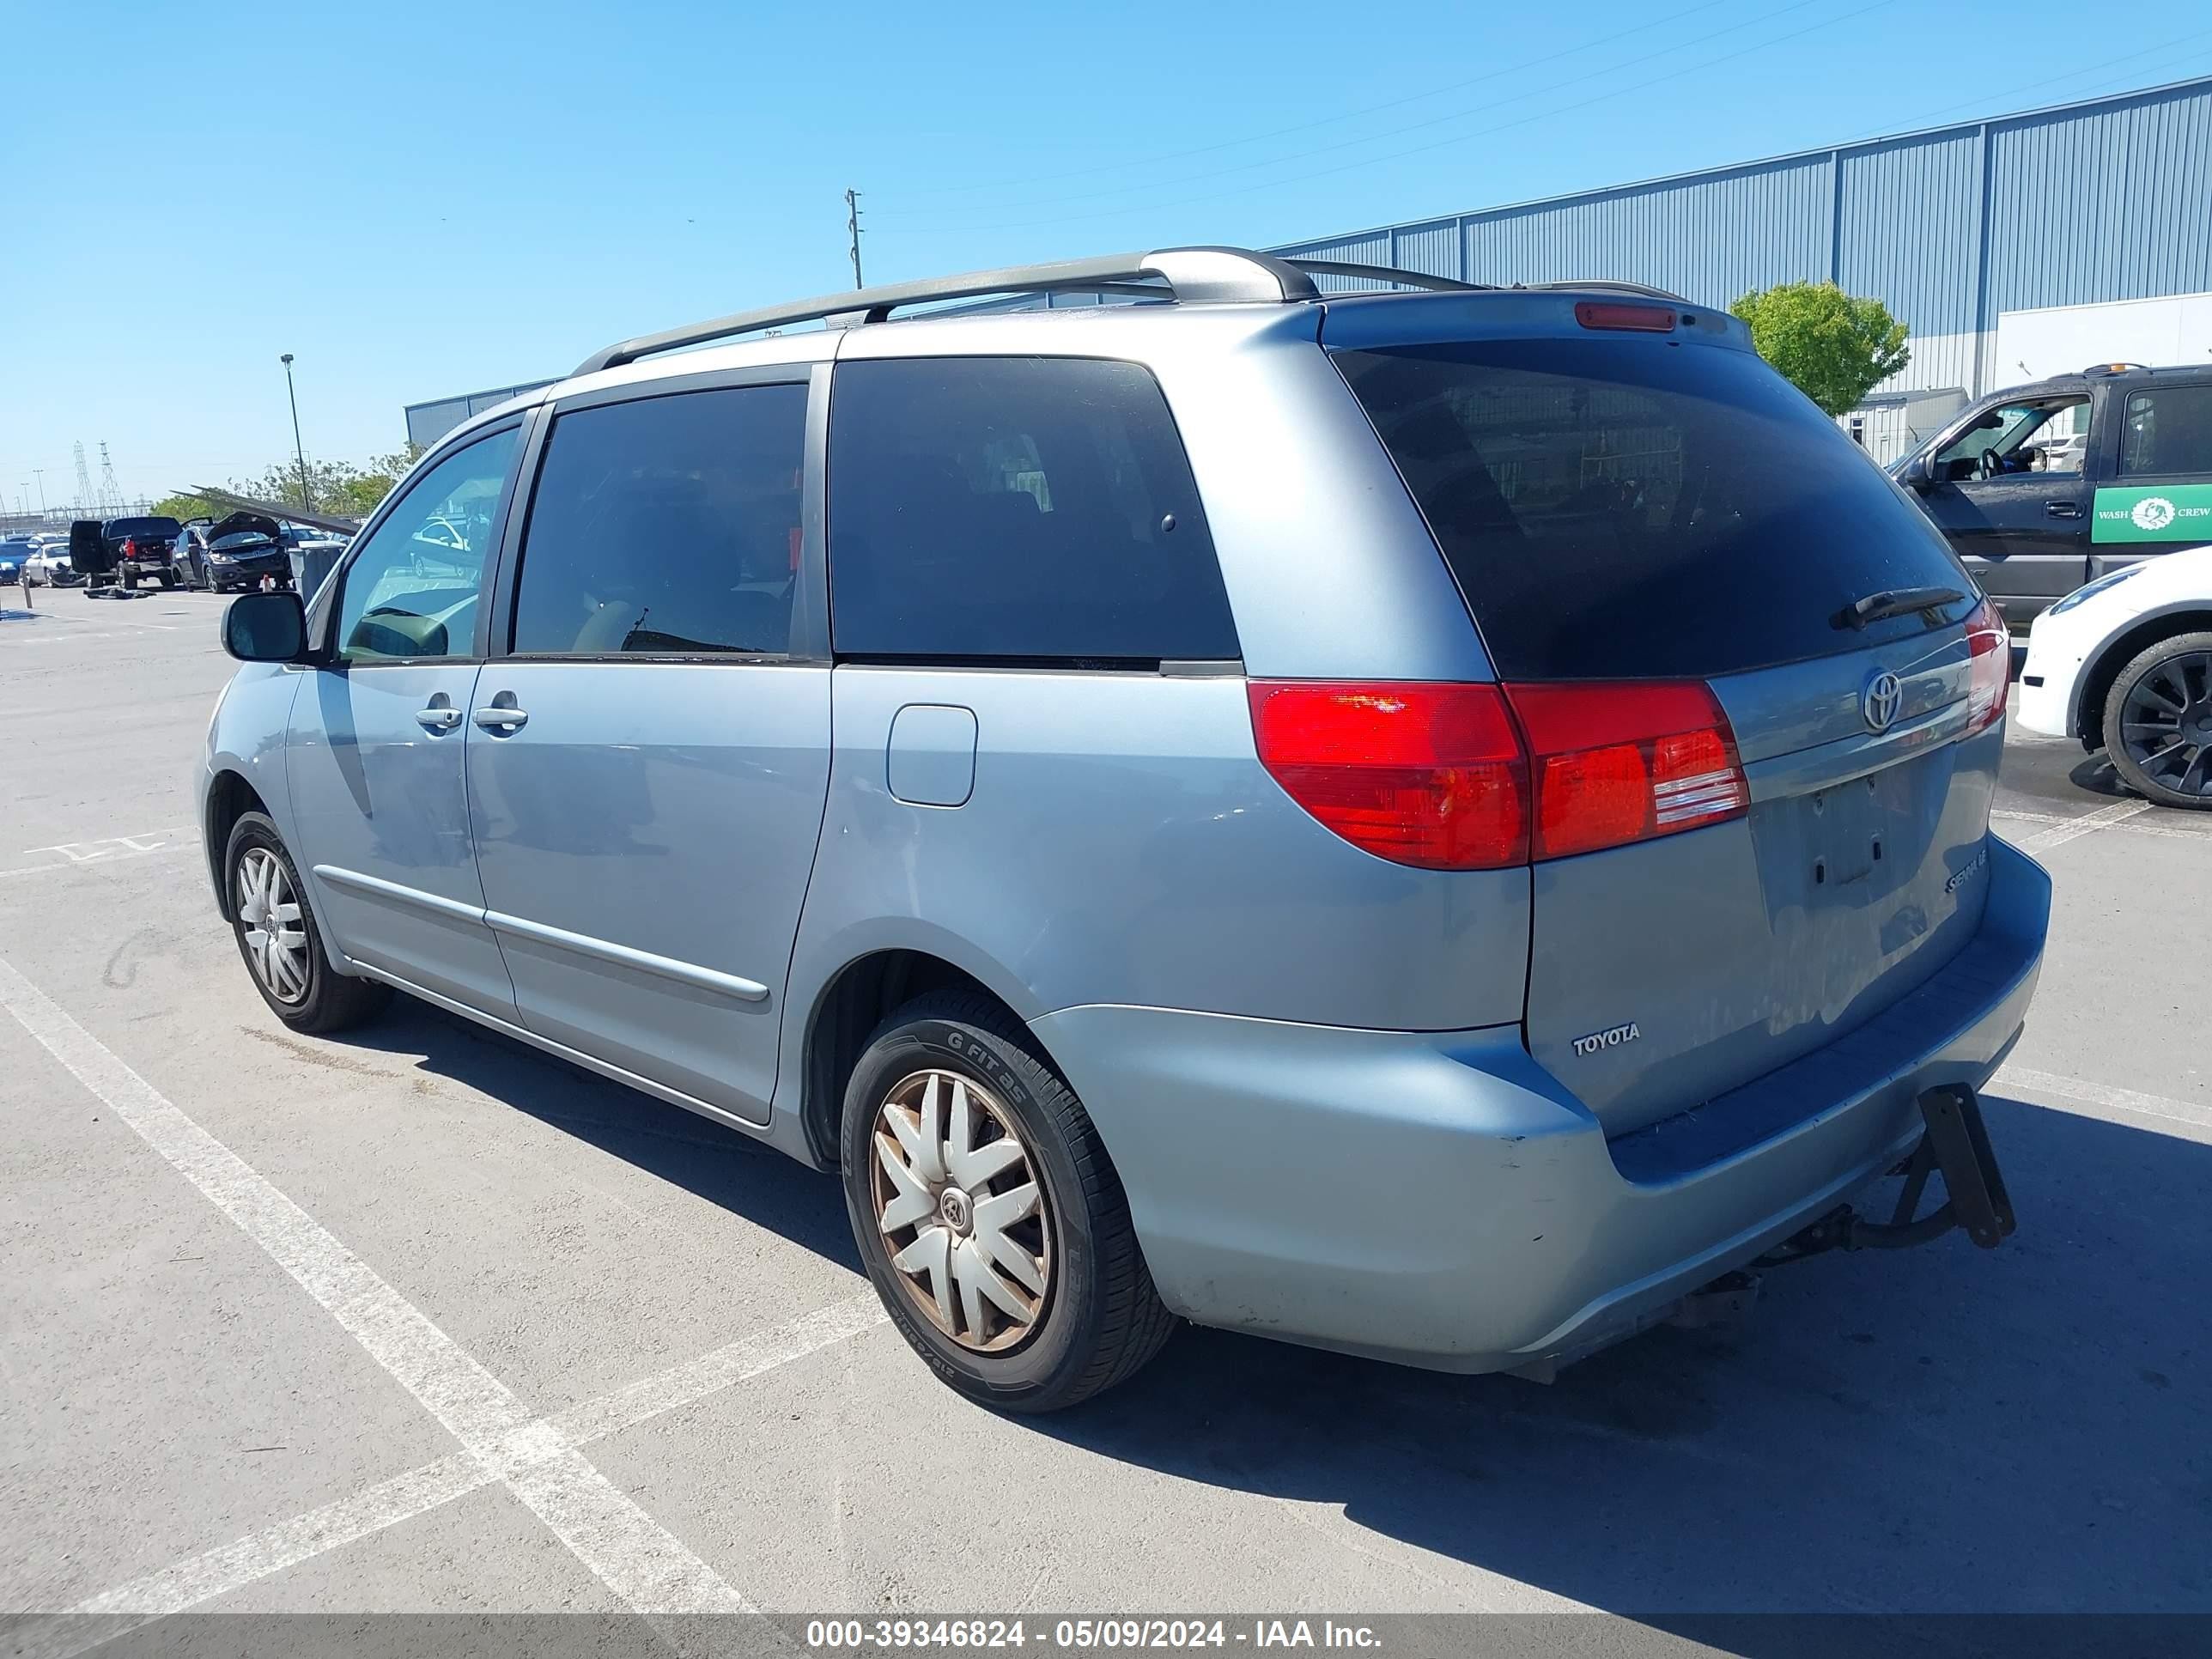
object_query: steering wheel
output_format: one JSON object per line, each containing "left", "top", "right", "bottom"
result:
{"left": 1979, "top": 447, "right": 2005, "bottom": 480}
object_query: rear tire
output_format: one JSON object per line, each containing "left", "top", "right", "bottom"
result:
{"left": 223, "top": 811, "right": 393, "bottom": 1033}
{"left": 840, "top": 991, "right": 1175, "bottom": 1413}
{"left": 2102, "top": 630, "right": 2212, "bottom": 810}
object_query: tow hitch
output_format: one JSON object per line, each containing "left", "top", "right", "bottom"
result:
{"left": 1761, "top": 1082, "right": 2017, "bottom": 1266}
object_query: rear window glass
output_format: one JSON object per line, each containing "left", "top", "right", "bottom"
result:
{"left": 1334, "top": 339, "right": 1975, "bottom": 680}
{"left": 2121, "top": 384, "right": 2212, "bottom": 477}
{"left": 107, "top": 517, "right": 179, "bottom": 538}
{"left": 827, "top": 357, "right": 1237, "bottom": 663}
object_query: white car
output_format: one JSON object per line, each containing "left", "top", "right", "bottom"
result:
{"left": 2018, "top": 544, "right": 2212, "bottom": 808}
{"left": 22, "top": 550, "right": 81, "bottom": 588}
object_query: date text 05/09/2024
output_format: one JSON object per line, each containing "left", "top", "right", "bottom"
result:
{"left": 803, "top": 1620, "right": 1383, "bottom": 1650}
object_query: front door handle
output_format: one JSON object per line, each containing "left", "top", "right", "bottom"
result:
{"left": 2044, "top": 501, "right": 2082, "bottom": 519}
{"left": 414, "top": 706, "right": 464, "bottom": 732}
{"left": 472, "top": 698, "right": 528, "bottom": 732}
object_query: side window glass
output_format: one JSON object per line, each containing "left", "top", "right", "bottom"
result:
{"left": 2123, "top": 386, "right": 2212, "bottom": 477}
{"left": 511, "top": 384, "right": 808, "bottom": 656}
{"left": 333, "top": 428, "right": 517, "bottom": 663}
{"left": 826, "top": 357, "right": 1238, "bottom": 662}
{"left": 1934, "top": 400, "right": 2086, "bottom": 480}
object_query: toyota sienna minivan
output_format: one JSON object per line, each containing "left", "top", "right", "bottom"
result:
{"left": 204, "top": 246, "right": 2048, "bottom": 1410}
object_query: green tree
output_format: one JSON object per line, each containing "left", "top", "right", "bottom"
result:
{"left": 1729, "top": 282, "right": 1911, "bottom": 416}
{"left": 151, "top": 492, "right": 228, "bottom": 521}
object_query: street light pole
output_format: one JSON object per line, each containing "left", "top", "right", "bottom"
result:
{"left": 280, "top": 353, "right": 311, "bottom": 513}
{"left": 32, "top": 469, "right": 47, "bottom": 515}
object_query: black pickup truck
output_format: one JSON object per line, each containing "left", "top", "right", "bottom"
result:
{"left": 68, "top": 515, "right": 186, "bottom": 593}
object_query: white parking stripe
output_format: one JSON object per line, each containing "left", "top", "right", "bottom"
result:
{"left": 2011, "top": 800, "right": 2153, "bottom": 850}
{"left": 0, "top": 956, "right": 754, "bottom": 1621}
{"left": 1991, "top": 807, "right": 2204, "bottom": 843}
{"left": 15, "top": 1291, "right": 885, "bottom": 1641}
{"left": 1996, "top": 1063, "right": 2212, "bottom": 1138}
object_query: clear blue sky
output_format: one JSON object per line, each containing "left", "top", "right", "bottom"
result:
{"left": 5, "top": 0, "right": 2210, "bottom": 508}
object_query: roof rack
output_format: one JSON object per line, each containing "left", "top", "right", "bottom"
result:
{"left": 574, "top": 246, "right": 1322, "bottom": 375}
{"left": 1516, "top": 278, "right": 1695, "bottom": 303}
{"left": 1285, "top": 259, "right": 1486, "bottom": 293}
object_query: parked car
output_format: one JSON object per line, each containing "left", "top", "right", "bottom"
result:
{"left": 1893, "top": 361, "right": 2212, "bottom": 629}
{"left": 177, "top": 512, "right": 297, "bottom": 592}
{"left": 0, "top": 536, "right": 31, "bottom": 586}
{"left": 23, "top": 548, "right": 80, "bottom": 587}
{"left": 203, "top": 246, "right": 2047, "bottom": 1411}
{"left": 70, "top": 514, "right": 186, "bottom": 592}
{"left": 2018, "top": 543, "right": 2212, "bottom": 807}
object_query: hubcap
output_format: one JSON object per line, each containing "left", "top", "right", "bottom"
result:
{"left": 871, "top": 1069, "right": 1052, "bottom": 1352}
{"left": 235, "top": 847, "right": 310, "bottom": 1003}
{"left": 2119, "top": 650, "right": 2212, "bottom": 801}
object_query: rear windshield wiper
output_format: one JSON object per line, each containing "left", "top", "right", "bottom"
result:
{"left": 1832, "top": 586, "right": 1966, "bottom": 630}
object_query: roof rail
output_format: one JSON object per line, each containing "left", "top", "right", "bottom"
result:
{"left": 1283, "top": 258, "right": 1486, "bottom": 293}
{"left": 1516, "top": 278, "right": 1696, "bottom": 304}
{"left": 573, "top": 246, "right": 1321, "bottom": 376}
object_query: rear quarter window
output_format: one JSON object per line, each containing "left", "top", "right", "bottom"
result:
{"left": 826, "top": 356, "right": 1237, "bottom": 664}
{"left": 1334, "top": 338, "right": 1975, "bottom": 680}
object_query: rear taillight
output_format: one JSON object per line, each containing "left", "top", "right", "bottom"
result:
{"left": 120, "top": 538, "right": 137, "bottom": 557}
{"left": 1503, "top": 682, "right": 1748, "bottom": 860}
{"left": 1574, "top": 301, "right": 1675, "bottom": 332}
{"left": 1247, "top": 682, "right": 1528, "bottom": 870}
{"left": 1248, "top": 678, "right": 1749, "bottom": 868}
{"left": 1964, "top": 599, "right": 2008, "bottom": 735}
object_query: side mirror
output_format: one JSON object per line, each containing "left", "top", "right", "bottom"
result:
{"left": 222, "top": 591, "right": 309, "bottom": 662}
{"left": 1900, "top": 453, "right": 1936, "bottom": 492}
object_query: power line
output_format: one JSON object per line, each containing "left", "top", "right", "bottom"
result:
{"left": 1829, "top": 33, "right": 2212, "bottom": 146}
{"left": 877, "top": 0, "right": 1901, "bottom": 237}
{"left": 881, "top": 0, "right": 1744, "bottom": 203}
{"left": 876, "top": 0, "right": 1829, "bottom": 226}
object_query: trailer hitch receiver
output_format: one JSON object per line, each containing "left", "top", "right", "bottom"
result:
{"left": 1761, "top": 1083, "right": 2017, "bottom": 1265}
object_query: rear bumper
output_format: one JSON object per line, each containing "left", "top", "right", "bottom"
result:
{"left": 1034, "top": 834, "right": 2050, "bottom": 1374}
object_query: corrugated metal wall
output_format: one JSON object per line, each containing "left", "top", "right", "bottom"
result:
{"left": 1275, "top": 75, "right": 2212, "bottom": 405}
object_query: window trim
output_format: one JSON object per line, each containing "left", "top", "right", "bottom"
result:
{"left": 822, "top": 352, "right": 1238, "bottom": 669}
{"left": 310, "top": 412, "right": 534, "bottom": 669}
{"left": 486, "top": 364, "right": 829, "bottom": 666}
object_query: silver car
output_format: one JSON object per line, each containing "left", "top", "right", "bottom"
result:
{"left": 203, "top": 247, "right": 2048, "bottom": 1410}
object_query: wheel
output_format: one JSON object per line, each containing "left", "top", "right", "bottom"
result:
{"left": 223, "top": 811, "right": 393, "bottom": 1032}
{"left": 160, "top": 571, "right": 179, "bottom": 589}
{"left": 2102, "top": 630, "right": 2212, "bottom": 809}
{"left": 200, "top": 562, "right": 216, "bottom": 592}
{"left": 841, "top": 991, "right": 1175, "bottom": 1412}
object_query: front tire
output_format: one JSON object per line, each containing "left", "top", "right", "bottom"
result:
{"left": 223, "top": 811, "right": 392, "bottom": 1033}
{"left": 2102, "top": 630, "right": 2212, "bottom": 809}
{"left": 841, "top": 992, "right": 1174, "bottom": 1413}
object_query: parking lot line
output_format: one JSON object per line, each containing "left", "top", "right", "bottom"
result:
{"left": 0, "top": 830, "right": 199, "bottom": 882}
{"left": 0, "top": 954, "right": 755, "bottom": 1622}
{"left": 2009, "top": 799, "right": 2153, "bottom": 850}
{"left": 1998, "top": 1063, "right": 2212, "bottom": 1139}
{"left": 1990, "top": 806, "right": 2204, "bottom": 843}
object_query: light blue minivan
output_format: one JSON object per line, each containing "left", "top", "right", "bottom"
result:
{"left": 205, "top": 247, "right": 2047, "bottom": 1410}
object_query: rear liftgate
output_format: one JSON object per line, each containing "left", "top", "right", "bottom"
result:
{"left": 1672, "top": 1083, "right": 2018, "bottom": 1331}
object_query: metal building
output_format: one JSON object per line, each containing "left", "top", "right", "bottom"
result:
{"left": 1276, "top": 74, "right": 2212, "bottom": 460}
{"left": 404, "top": 379, "right": 557, "bottom": 451}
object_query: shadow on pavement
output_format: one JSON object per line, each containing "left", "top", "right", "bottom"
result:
{"left": 308, "top": 999, "right": 2211, "bottom": 1625}
{"left": 345, "top": 999, "right": 860, "bottom": 1272}
{"left": 1031, "top": 1093, "right": 2210, "bottom": 1624}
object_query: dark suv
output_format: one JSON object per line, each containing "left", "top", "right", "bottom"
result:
{"left": 1895, "top": 362, "right": 2212, "bottom": 628}
{"left": 69, "top": 515, "right": 185, "bottom": 592}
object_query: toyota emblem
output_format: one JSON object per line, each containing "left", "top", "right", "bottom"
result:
{"left": 1863, "top": 669, "right": 1904, "bottom": 733}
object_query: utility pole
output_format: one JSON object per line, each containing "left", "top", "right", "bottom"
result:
{"left": 32, "top": 468, "right": 46, "bottom": 515}
{"left": 280, "top": 354, "right": 311, "bottom": 513}
{"left": 844, "top": 188, "right": 864, "bottom": 289}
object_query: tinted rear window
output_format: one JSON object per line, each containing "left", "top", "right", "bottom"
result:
{"left": 1334, "top": 339, "right": 1974, "bottom": 680}
{"left": 108, "top": 517, "right": 179, "bottom": 538}
{"left": 827, "top": 357, "right": 1237, "bottom": 663}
